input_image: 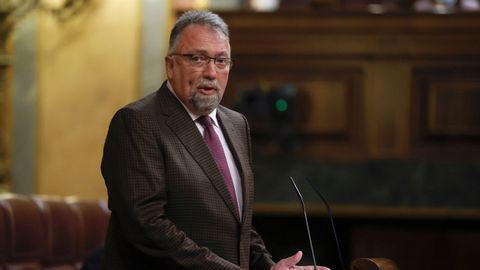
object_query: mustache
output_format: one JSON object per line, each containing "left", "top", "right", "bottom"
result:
{"left": 196, "top": 80, "right": 220, "bottom": 91}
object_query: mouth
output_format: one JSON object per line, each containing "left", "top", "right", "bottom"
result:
{"left": 198, "top": 85, "right": 217, "bottom": 95}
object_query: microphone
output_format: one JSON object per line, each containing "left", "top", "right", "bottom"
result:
{"left": 307, "top": 178, "right": 346, "bottom": 270}
{"left": 289, "top": 176, "right": 317, "bottom": 270}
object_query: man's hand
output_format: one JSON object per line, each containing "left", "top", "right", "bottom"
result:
{"left": 270, "top": 251, "right": 331, "bottom": 270}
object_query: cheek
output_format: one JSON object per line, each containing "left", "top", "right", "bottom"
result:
{"left": 184, "top": 70, "right": 202, "bottom": 85}
{"left": 219, "top": 73, "right": 229, "bottom": 88}
{"left": 177, "top": 70, "right": 195, "bottom": 87}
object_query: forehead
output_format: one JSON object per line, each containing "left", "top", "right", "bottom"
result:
{"left": 176, "top": 24, "right": 230, "bottom": 55}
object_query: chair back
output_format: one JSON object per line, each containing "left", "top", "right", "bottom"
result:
{"left": 0, "top": 194, "right": 43, "bottom": 270}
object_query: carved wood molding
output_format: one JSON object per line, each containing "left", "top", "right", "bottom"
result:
{"left": 221, "top": 11, "right": 480, "bottom": 60}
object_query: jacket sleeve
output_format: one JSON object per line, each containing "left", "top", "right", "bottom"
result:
{"left": 101, "top": 108, "right": 240, "bottom": 270}
{"left": 249, "top": 227, "right": 275, "bottom": 269}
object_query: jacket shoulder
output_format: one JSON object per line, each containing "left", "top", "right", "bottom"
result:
{"left": 218, "top": 105, "right": 246, "bottom": 122}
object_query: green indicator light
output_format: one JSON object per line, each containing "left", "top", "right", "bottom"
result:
{"left": 275, "top": 99, "right": 288, "bottom": 112}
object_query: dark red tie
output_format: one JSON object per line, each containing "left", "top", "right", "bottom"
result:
{"left": 197, "top": 116, "right": 239, "bottom": 213}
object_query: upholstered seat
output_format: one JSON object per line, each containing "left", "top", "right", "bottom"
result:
{"left": 0, "top": 194, "right": 43, "bottom": 270}
{"left": 66, "top": 197, "right": 109, "bottom": 269}
{"left": 33, "top": 196, "right": 78, "bottom": 270}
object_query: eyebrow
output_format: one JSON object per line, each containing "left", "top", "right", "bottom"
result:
{"left": 188, "top": 49, "right": 230, "bottom": 57}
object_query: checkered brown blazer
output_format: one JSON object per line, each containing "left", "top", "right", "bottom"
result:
{"left": 101, "top": 82, "right": 274, "bottom": 269}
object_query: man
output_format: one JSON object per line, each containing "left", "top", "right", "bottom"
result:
{"left": 101, "top": 10, "right": 328, "bottom": 270}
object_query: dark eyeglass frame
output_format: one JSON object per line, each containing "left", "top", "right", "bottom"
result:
{"left": 170, "top": 53, "right": 233, "bottom": 69}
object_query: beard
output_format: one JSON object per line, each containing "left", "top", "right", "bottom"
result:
{"left": 189, "top": 80, "right": 223, "bottom": 115}
{"left": 190, "top": 92, "right": 220, "bottom": 114}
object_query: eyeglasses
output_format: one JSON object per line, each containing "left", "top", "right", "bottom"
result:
{"left": 170, "top": 53, "right": 233, "bottom": 70}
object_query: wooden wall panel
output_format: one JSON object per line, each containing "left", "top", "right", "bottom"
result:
{"left": 223, "top": 12, "right": 480, "bottom": 58}
{"left": 227, "top": 60, "right": 365, "bottom": 158}
{"left": 427, "top": 82, "right": 480, "bottom": 136}
{"left": 219, "top": 11, "right": 480, "bottom": 160}
{"left": 411, "top": 67, "right": 480, "bottom": 157}
{"left": 298, "top": 80, "right": 349, "bottom": 134}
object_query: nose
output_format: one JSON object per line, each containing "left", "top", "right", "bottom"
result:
{"left": 202, "top": 59, "right": 217, "bottom": 79}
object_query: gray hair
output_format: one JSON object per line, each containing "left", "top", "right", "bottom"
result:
{"left": 168, "top": 10, "right": 230, "bottom": 54}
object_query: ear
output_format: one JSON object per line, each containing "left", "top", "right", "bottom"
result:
{"left": 165, "top": 56, "right": 174, "bottom": 80}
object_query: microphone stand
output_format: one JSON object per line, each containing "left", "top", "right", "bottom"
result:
{"left": 307, "top": 178, "right": 347, "bottom": 270}
{"left": 289, "top": 176, "right": 317, "bottom": 270}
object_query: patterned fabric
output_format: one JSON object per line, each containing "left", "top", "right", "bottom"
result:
{"left": 100, "top": 82, "right": 274, "bottom": 270}
{"left": 197, "top": 115, "right": 239, "bottom": 213}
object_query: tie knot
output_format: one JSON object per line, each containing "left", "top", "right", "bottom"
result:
{"left": 197, "top": 115, "right": 214, "bottom": 128}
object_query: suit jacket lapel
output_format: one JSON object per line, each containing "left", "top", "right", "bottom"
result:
{"left": 217, "top": 109, "right": 250, "bottom": 222}
{"left": 157, "top": 84, "right": 241, "bottom": 222}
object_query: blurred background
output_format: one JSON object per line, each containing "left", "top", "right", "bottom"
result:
{"left": 1, "top": 0, "right": 480, "bottom": 269}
